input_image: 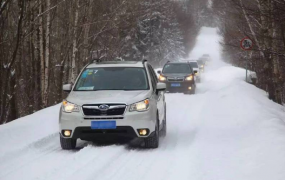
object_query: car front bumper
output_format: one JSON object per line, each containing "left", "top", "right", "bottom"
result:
{"left": 59, "top": 107, "right": 156, "bottom": 140}
{"left": 163, "top": 81, "right": 195, "bottom": 92}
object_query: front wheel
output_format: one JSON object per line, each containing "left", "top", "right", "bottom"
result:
{"left": 184, "top": 85, "right": 195, "bottom": 95}
{"left": 60, "top": 136, "right": 77, "bottom": 150}
{"left": 145, "top": 120, "right": 159, "bottom": 148}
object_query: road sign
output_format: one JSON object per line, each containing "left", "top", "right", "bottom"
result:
{"left": 241, "top": 37, "right": 253, "bottom": 50}
{"left": 240, "top": 37, "right": 253, "bottom": 83}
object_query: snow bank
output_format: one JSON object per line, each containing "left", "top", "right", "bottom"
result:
{"left": 0, "top": 105, "right": 60, "bottom": 155}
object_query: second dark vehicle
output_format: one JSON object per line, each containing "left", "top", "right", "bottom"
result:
{"left": 157, "top": 62, "right": 197, "bottom": 94}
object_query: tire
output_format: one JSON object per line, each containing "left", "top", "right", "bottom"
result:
{"left": 145, "top": 118, "right": 159, "bottom": 148}
{"left": 60, "top": 136, "right": 76, "bottom": 150}
{"left": 184, "top": 85, "right": 195, "bottom": 95}
{"left": 184, "top": 89, "right": 191, "bottom": 95}
{"left": 160, "top": 106, "right": 167, "bottom": 137}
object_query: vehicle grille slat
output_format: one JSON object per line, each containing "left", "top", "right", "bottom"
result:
{"left": 84, "top": 117, "right": 124, "bottom": 120}
{"left": 167, "top": 77, "right": 184, "bottom": 82}
{"left": 82, "top": 104, "right": 126, "bottom": 116}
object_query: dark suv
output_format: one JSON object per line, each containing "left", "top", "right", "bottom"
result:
{"left": 157, "top": 62, "right": 196, "bottom": 94}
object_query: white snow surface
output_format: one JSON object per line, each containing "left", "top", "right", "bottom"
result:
{"left": 1, "top": 27, "right": 285, "bottom": 180}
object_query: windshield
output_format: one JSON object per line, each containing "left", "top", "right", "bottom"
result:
{"left": 189, "top": 62, "right": 198, "bottom": 68}
{"left": 162, "top": 64, "right": 192, "bottom": 74}
{"left": 75, "top": 67, "right": 149, "bottom": 91}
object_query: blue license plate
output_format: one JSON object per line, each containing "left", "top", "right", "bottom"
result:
{"left": 171, "top": 83, "right": 181, "bottom": 87}
{"left": 91, "top": 121, "right": 116, "bottom": 129}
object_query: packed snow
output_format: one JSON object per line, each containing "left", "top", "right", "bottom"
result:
{"left": 1, "top": 27, "right": 285, "bottom": 180}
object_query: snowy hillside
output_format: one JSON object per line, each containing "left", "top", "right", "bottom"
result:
{"left": 1, "top": 27, "right": 285, "bottom": 180}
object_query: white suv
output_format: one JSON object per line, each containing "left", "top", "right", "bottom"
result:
{"left": 59, "top": 60, "right": 167, "bottom": 149}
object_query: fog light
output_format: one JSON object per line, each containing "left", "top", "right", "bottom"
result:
{"left": 188, "top": 87, "right": 192, "bottom": 90}
{"left": 138, "top": 129, "right": 149, "bottom": 136}
{"left": 63, "top": 130, "right": 71, "bottom": 137}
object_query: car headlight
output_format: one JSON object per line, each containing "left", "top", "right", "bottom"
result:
{"left": 159, "top": 75, "right": 166, "bottom": 81}
{"left": 185, "top": 75, "right": 193, "bottom": 81}
{"left": 129, "top": 99, "right": 150, "bottom": 112}
{"left": 62, "top": 100, "right": 80, "bottom": 113}
{"left": 201, "top": 65, "right": 204, "bottom": 68}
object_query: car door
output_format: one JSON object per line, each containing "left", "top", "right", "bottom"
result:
{"left": 147, "top": 64, "right": 165, "bottom": 126}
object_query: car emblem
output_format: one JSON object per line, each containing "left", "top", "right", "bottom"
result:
{"left": 99, "top": 104, "right": 109, "bottom": 110}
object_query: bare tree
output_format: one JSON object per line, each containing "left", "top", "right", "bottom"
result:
{"left": 0, "top": 0, "right": 200, "bottom": 124}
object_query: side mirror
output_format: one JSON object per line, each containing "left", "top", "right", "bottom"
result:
{"left": 194, "top": 70, "right": 198, "bottom": 74}
{"left": 63, "top": 84, "right": 73, "bottom": 93}
{"left": 156, "top": 82, "right": 166, "bottom": 92}
{"left": 157, "top": 70, "right": 162, "bottom": 74}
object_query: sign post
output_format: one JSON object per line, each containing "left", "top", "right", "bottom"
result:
{"left": 240, "top": 37, "right": 253, "bottom": 82}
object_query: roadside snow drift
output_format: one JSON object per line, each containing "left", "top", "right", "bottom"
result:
{"left": 1, "top": 27, "right": 285, "bottom": 180}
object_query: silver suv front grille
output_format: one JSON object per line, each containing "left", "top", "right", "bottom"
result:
{"left": 82, "top": 104, "right": 126, "bottom": 116}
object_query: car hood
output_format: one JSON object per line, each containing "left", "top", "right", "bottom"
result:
{"left": 67, "top": 90, "right": 150, "bottom": 106}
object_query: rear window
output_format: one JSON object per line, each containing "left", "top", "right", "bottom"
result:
{"left": 197, "top": 60, "right": 203, "bottom": 65}
{"left": 162, "top": 64, "right": 192, "bottom": 74}
{"left": 189, "top": 62, "right": 198, "bottom": 68}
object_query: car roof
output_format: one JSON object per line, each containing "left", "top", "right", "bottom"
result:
{"left": 166, "top": 61, "right": 189, "bottom": 64}
{"left": 185, "top": 60, "right": 198, "bottom": 63}
{"left": 87, "top": 61, "right": 145, "bottom": 68}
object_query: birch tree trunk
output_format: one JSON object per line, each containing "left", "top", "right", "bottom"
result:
{"left": 270, "top": 0, "right": 281, "bottom": 103}
{"left": 43, "top": 0, "right": 51, "bottom": 107}
{"left": 71, "top": 0, "right": 79, "bottom": 83}
{"left": 257, "top": 0, "right": 279, "bottom": 102}
{"left": 0, "top": 0, "right": 25, "bottom": 123}
{"left": 39, "top": 0, "right": 45, "bottom": 106}
{"left": 83, "top": 0, "right": 92, "bottom": 65}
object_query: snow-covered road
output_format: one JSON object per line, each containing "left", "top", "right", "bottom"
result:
{"left": 1, "top": 28, "right": 285, "bottom": 180}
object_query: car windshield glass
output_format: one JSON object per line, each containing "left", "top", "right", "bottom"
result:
{"left": 189, "top": 62, "right": 198, "bottom": 68}
{"left": 162, "top": 64, "right": 192, "bottom": 74}
{"left": 74, "top": 67, "right": 149, "bottom": 91}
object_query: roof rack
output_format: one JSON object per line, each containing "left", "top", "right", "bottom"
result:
{"left": 91, "top": 58, "right": 103, "bottom": 63}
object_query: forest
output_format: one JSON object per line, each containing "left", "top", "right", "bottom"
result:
{"left": 213, "top": 0, "right": 285, "bottom": 104}
{"left": 0, "top": 0, "right": 212, "bottom": 124}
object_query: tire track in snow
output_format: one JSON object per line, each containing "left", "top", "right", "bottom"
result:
{"left": 89, "top": 137, "right": 173, "bottom": 180}
{"left": 0, "top": 133, "right": 61, "bottom": 179}
{"left": 37, "top": 144, "right": 126, "bottom": 180}
{"left": 0, "top": 134, "right": 88, "bottom": 180}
